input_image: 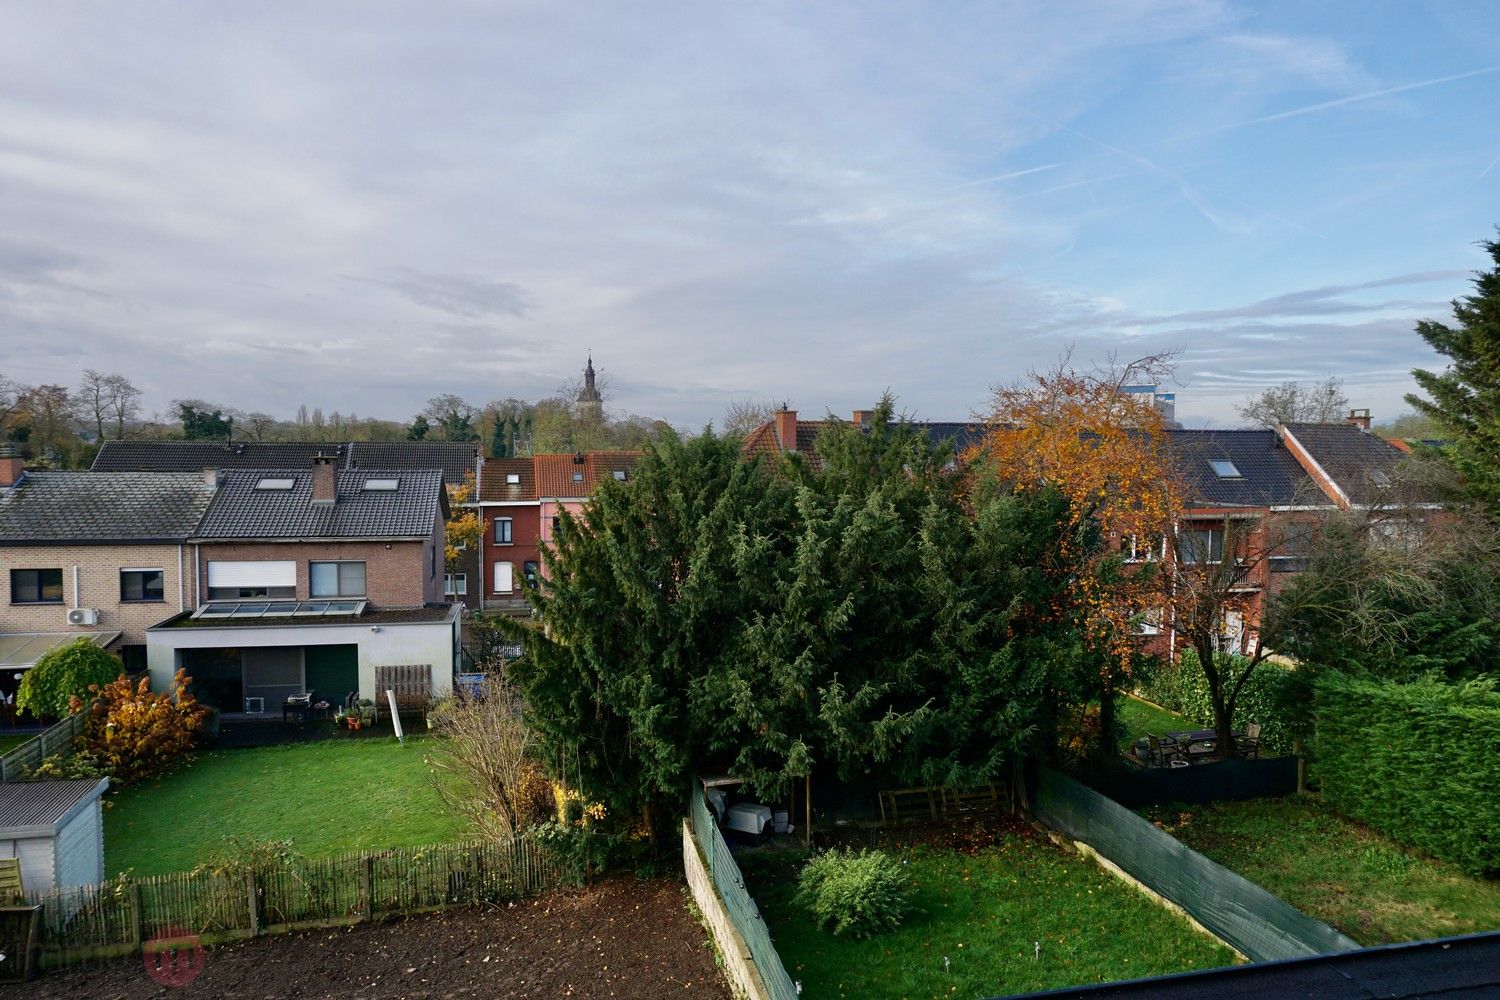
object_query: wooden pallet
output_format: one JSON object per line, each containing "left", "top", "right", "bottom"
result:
{"left": 878, "top": 784, "right": 1003, "bottom": 824}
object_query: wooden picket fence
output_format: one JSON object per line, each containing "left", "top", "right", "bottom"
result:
{"left": 25, "top": 837, "right": 567, "bottom": 967}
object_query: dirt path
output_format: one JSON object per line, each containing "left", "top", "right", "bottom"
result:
{"left": 7, "top": 877, "right": 730, "bottom": 999}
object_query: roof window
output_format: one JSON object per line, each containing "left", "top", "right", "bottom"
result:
{"left": 255, "top": 477, "right": 295, "bottom": 491}
{"left": 572, "top": 471, "right": 584, "bottom": 483}
{"left": 505, "top": 473, "right": 521, "bottom": 485}
{"left": 612, "top": 470, "right": 627, "bottom": 481}
{"left": 1208, "top": 459, "right": 1243, "bottom": 480}
{"left": 363, "top": 478, "right": 399, "bottom": 491}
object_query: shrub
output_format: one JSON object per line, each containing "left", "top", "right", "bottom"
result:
{"left": 1133, "top": 651, "right": 1299, "bottom": 755}
{"left": 794, "top": 848, "right": 912, "bottom": 939}
{"left": 77, "top": 670, "right": 210, "bottom": 784}
{"left": 16, "top": 639, "right": 123, "bottom": 719}
{"left": 1313, "top": 673, "right": 1500, "bottom": 877}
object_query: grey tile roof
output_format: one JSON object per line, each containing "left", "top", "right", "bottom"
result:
{"left": 195, "top": 469, "right": 443, "bottom": 540}
{"left": 1283, "top": 424, "right": 1409, "bottom": 505}
{"left": 0, "top": 471, "right": 217, "bottom": 543}
{"left": 92, "top": 441, "right": 341, "bottom": 472}
{"left": 94, "top": 440, "right": 477, "bottom": 486}
{"left": 347, "top": 442, "right": 478, "bottom": 486}
{"left": 0, "top": 778, "right": 109, "bottom": 837}
{"left": 1164, "top": 429, "right": 1321, "bottom": 507}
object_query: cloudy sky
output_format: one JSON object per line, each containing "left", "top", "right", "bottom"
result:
{"left": 2, "top": 2, "right": 1498, "bottom": 430}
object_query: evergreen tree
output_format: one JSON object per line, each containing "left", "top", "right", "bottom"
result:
{"left": 1407, "top": 235, "right": 1500, "bottom": 511}
{"left": 407, "top": 414, "right": 430, "bottom": 441}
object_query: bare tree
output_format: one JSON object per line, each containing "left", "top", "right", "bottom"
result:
{"left": 242, "top": 412, "right": 277, "bottom": 441}
{"left": 20, "top": 384, "right": 78, "bottom": 460}
{"left": 1237, "top": 377, "right": 1348, "bottom": 428}
{"left": 76, "top": 369, "right": 112, "bottom": 442}
{"left": 721, "top": 398, "right": 778, "bottom": 438}
{"left": 424, "top": 674, "right": 541, "bottom": 840}
{"left": 105, "top": 374, "right": 142, "bottom": 439}
{"left": 0, "top": 374, "right": 22, "bottom": 434}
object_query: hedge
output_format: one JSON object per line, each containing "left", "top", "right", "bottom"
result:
{"left": 1132, "top": 650, "right": 1297, "bottom": 756}
{"left": 1313, "top": 674, "right": 1500, "bottom": 877}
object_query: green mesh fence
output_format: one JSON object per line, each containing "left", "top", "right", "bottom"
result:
{"left": 1034, "top": 767, "right": 1358, "bottom": 963}
{"left": 689, "top": 788, "right": 800, "bottom": 1000}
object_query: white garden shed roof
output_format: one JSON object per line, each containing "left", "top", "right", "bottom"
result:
{"left": 0, "top": 778, "right": 110, "bottom": 839}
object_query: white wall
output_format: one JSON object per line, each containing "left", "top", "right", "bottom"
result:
{"left": 148, "top": 619, "right": 458, "bottom": 701}
{"left": 53, "top": 800, "right": 104, "bottom": 890}
{"left": 0, "top": 836, "right": 54, "bottom": 894}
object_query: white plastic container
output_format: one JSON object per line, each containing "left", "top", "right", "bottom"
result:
{"left": 724, "top": 802, "right": 773, "bottom": 837}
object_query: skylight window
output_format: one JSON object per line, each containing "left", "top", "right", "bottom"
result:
{"left": 505, "top": 473, "right": 521, "bottom": 485}
{"left": 612, "top": 470, "right": 627, "bottom": 481}
{"left": 1370, "top": 469, "right": 1392, "bottom": 488}
{"left": 1208, "top": 460, "right": 1243, "bottom": 479}
{"left": 363, "top": 478, "right": 399, "bottom": 491}
{"left": 255, "top": 477, "right": 295, "bottom": 491}
{"left": 571, "top": 472, "right": 584, "bottom": 483}
{"left": 190, "top": 600, "right": 367, "bottom": 620}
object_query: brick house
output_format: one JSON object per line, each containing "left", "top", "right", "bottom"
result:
{"left": 0, "top": 452, "right": 217, "bottom": 709}
{"left": 147, "top": 456, "right": 459, "bottom": 715}
{"left": 473, "top": 452, "right": 640, "bottom": 612}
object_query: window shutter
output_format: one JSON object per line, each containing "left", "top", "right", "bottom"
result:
{"left": 493, "top": 562, "right": 514, "bottom": 593}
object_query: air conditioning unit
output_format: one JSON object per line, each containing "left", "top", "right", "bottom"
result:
{"left": 67, "top": 608, "right": 99, "bottom": 626}
{"left": 243, "top": 697, "right": 265, "bottom": 714}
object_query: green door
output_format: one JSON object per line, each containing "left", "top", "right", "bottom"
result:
{"left": 303, "top": 644, "right": 359, "bottom": 703}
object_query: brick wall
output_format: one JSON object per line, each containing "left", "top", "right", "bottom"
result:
{"left": 482, "top": 504, "right": 541, "bottom": 599}
{"left": 193, "top": 540, "right": 431, "bottom": 606}
{"left": 0, "top": 543, "right": 192, "bottom": 645}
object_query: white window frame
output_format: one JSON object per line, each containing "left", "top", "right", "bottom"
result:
{"left": 494, "top": 517, "right": 513, "bottom": 545}
{"left": 444, "top": 573, "right": 468, "bottom": 597}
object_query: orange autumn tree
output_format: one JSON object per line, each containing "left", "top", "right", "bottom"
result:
{"left": 445, "top": 473, "right": 483, "bottom": 569}
{"left": 970, "top": 355, "right": 1183, "bottom": 744}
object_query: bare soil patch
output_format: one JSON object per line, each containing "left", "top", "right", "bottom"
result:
{"left": 6, "top": 877, "right": 729, "bottom": 999}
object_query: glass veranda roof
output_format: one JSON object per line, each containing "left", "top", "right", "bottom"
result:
{"left": 0, "top": 631, "right": 121, "bottom": 669}
{"left": 192, "top": 600, "right": 366, "bottom": 620}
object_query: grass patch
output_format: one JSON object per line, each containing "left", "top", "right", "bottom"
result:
{"left": 1143, "top": 796, "right": 1500, "bottom": 946}
{"left": 105, "top": 736, "right": 466, "bottom": 877}
{"left": 1116, "top": 693, "right": 1187, "bottom": 742}
{"left": 740, "top": 827, "right": 1234, "bottom": 998}
{"left": 0, "top": 731, "right": 39, "bottom": 756}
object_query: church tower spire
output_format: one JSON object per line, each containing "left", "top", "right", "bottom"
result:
{"left": 575, "top": 353, "right": 604, "bottom": 421}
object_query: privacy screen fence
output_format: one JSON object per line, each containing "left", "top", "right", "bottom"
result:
{"left": 24, "top": 837, "right": 566, "bottom": 967}
{"left": 1033, "top": 767, "right": 1358, "bottom": 963}
{"left": 688, "top": 787, "right": 800, "bottom": 1000}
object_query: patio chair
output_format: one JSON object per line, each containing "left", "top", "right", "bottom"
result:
{"left": 1147, "top": 735, "right": 1184, "bottom": 768}
{"left": 1236, "top": 722, "right": 1262, "bottom": 759}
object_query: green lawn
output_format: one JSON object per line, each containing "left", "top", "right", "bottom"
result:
{"left": 1143, "top": 796, "right": 1500, "bottom": 946}
{"left": 0, "top": 731, "right": 38, "bottom": 755}
{"left": 105, "top": 736, "right": 467, "bottom": 877}
{"left": 1116, "top": 693, "right": 1187, "bottom": 743}
{"left": 740, "top": 830, "right": 1235, "bottom": 998}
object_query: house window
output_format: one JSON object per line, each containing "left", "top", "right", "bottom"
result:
{"left": 10, "top": 568, "right": 63, "bottom": 604}
{"left": 1126, "top": 535, "right": 1164, "bottom": 562}
{"left": 505, "top": 473, "right": 521, "bottom": 485}
{"left": 444, "top": 573, "right": 467, "bottom": 597}
{"left": 1135, "top": 607, "right": 1164, "bottom": 635}
{"left": 1208, "top": 460, "right": 1243, "bottom": 479}
{"left": 1271, "top": 522, "right": 1313, "bottom": 573}
{"left": 363, "top": 478, "right": 399, "bottom": 491}
{"left": 523, "top": 560, "right": 539, "bottom": 583}
{"left": 1179, "top": 527, "right": 1224, "bottom": 564}
{"left": 1370, "top": 518, "right": 1420, "bottom": 553}
{"left": 494, "top": 518, "right": 513, "bottom": 544}
{"left": 551, "top": 516, "right": 561, "bottom": 534}
{"left": 493, "top": 561, "right": 515, "bottom": 593}
{"left": 206, "top": 560, "right": 297, "bottom": 600}
{"left": 310, "top": 561, "right": 366, "bottom": 598}
{"left": 120, "top": 569, "right": 165, "bottom": 603}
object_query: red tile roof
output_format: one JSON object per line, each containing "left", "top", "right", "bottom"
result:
{"left": 476, "top": 453, "right": 641, "bottom": 501}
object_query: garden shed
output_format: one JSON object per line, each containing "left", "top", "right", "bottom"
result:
{"left": 0, "top": 778, "right": 109, "bottom": 894}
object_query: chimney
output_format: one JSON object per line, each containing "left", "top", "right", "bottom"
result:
{"left": 775, "top": 408, "right": 798, "bottom": 452}
{"left": 851, "top": 409, "right": 876, "bottom": 427}
{"left": 1347, "top": 408, "right": 1372, "bottom": 433}
{"left": 0, "top": 444, "right": 23, "bottom": 489}
{"left": 311, "top": 452, "right": 338, "bottom": 504}
{"left": 201, "top": 467, "right": 221, "bottom": 489}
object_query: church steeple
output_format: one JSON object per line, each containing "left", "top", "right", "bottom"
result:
{"left": 575, "top": 353, "right": 603, "bottom": 421}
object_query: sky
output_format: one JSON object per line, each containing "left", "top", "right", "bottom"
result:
{"left": 1, "top": 2, "right": 1498, "bottom": 431}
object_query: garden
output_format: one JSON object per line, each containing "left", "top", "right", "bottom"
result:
{"left": 738, "top": 818, "right": 1237, "bottom": 998}
{"left": 105, "top": 735, "right": 466, "bottom": 876}
{"left": 1144, "top": 794, "right": 1500, "bottom": 947}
